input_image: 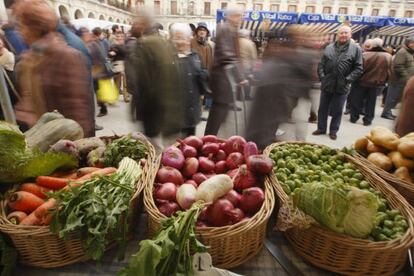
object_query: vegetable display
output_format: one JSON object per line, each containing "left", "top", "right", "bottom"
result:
{"left": 103, "top": 134, "right": 148, "bottom": 167}
{"left": 153, "top": 135, "right": 272, "bottom": 227}
{"left": 270, "top": 143, "right": 409, "bottom": 241}
{"left": 354, "top": 128, "right": 414, "bottom": 183}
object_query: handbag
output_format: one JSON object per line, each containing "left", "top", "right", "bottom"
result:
{"left": 96, "top": 78, "right": 119, "bottom": 104}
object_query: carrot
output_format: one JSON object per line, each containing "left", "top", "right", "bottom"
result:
{"left": 36, "top": 176, "right": 69, "bottom": 190}
{"left": 6, "top": 211, "right": 27, "bottom": 225}
{"left": 34, "top": 199, "right": 56, "bottom": 220}
{"left": 77, "top": 167, "right": 117, "bottom": 181}
{"left": 19, "top": 212, "right": 41, "bottom": 226}
{"left": 50, "top": 170, "right": 76, "bottom": 178}
{"left": 8, "top": 191, "right": 45, "bottom": 213}
{"left": 76, "top": 167, "right": 100, "bottom": 178}
{"left": 19, "top": 183, "right": 51, "bottom": 199}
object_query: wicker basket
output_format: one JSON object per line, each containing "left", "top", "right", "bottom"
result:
{"left": 0, "top": 134, "right": 155, "bottom": 268}
{"left": 264, "top": 141, "right": 414, "bottom": 276}
{"left": 355, "top": 153, "right": 414, "bottom": 207}
{"left": 144, "top": 153, "right": 276, "bottom": 269}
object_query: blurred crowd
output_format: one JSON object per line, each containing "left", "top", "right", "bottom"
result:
{"left": 1, "top": 0, "right": 414, "bottom": 150}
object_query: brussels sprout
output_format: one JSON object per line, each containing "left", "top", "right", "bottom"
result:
{"left": 394, "top": 215, "right": 405, "bottom": 222}
{"left": 386, "top": 210, "right": 400, "bottom": 219}
{"left": 395, "top": 220, "right": 408, "bottom": 230}
{"left": 277, "top": 159, "right": 286, "bottom": 168}
{"left": 382, "top": 227, "right": 393, "bottom": 237}
{"left": 354, "top": 172, "right": 364, "bottom": 180}
{"left": 383, "top": 220, "right": 394, "bottom": 228}
{"left": 281, "top": 183, "right": 291, "bottom": 195}
{"left": 375, "top": 212, "right": 388, "bottom": 224}
{"left": 392, "top": 226, "right": 404, "bottom": 233}
{"left": 358, "top": 181, "right": 370, "bottom": 189}
{"left": 378, "top": 234, "right": 390, "bottom": 241}
{"left": 371, "top": 226, "right": 382, "bottom": 237}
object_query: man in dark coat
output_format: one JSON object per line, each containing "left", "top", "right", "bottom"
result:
{"left": 349, "top": 38, "right": 392, "bottom": 126}
{"left": 313, "top": 26, "right": 363, "bottom": 140}
{"left": 204, "top": 7, "right": 247, "bottom": 136}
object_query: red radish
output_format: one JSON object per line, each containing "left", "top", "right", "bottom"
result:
{"left": 183, "top": 136, "right": 203, "bottom": 149}
{"left": 231, "top": 165, "right": 258, "bottom": 190}
{"left": 244, "top": 142, "right": 259, "bottom": 159}
{"left": 214, "top": 150, "right": 227, "bottom": 161}
{"left": 182, "top": 157, "right": 199, "bottom": 177}
{"left": 192, "top": 173, "right": 208, "bottom": 184}
{"left": 202, "top": 135, "right": 218, "bottom": 144}
{"left": 199, "top": 156, "right": 215, "bottom": 173}
{"left": 162, "top": 146, "right": 185, "bottom": 169}
{"left": 176, "top": 184, "right": 197, "bottom": 210}
{"left": 206, "top": 199, "right": 234, "bottom": 227}
{"left": 239, "top": 187, "right": 265, "bottom": 214}
{"left": 158, "top": 202, "right": 181, "bottom": 217}
{"left": 223, "top": 190, "right": 242, "bottom": 206}
{"left": 223, "top": 136, "right": 247, "bottom": 154}
{"left": 196, "top": 221, "right": 208, "bottom": 228}
{"left": 226, "top": 152, "right": 244, "bottom": 170}
{"left": 247, "top": 155, "right": 273, "bottom": 175}
{"left": 154, "top": 183, "right": 177, "bottom": 201}
{"left": 228, "top": 208, "right": 245, "bottom": 224}
{"left": 201, "top": 143, "right": 220, "bottom": 156}
{"left": 156, "top": 167, "right": 184, "bottom": 185}
{"left": 184, "top": 179, "right": 198, "bottom": 188}
{"left": 178, "top": 141, "right": 198, "bottom": 158}
{"left": 214, "top": 161, "right": 227, "bottom": 174}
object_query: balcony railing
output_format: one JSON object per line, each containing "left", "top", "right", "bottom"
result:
{"left": 107, "top": 0, "right": 131, "bottom": 12}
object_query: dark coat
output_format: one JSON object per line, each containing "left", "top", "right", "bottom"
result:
{"left": 396, "top": 76, "right": 414, "bottom": 136}
{"left": 210, "top": 22, "right": 244, "bottom": 104}
{"left": 358, "top": 47, "right": 392, "bottom": 87}
{"left": 318, "top": 41, "right": 363, "bottom": 94}
{"left": 176, "top": 52, "right": 208, "bottom": 128}
{"left": 389, "top": 46, "right": 414, "bottom": 84}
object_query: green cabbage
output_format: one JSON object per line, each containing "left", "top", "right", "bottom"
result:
{"left": 292, "top": 182, "right": 379, "bottom": 238}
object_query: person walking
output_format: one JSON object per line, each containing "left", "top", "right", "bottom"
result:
{"left": 109, "top": 32, "right": 129, "bottom": 102}
{"left": 238, "top": 29, "right": 257, "bottom": 100}
{"left": 0, "top": 34, "right": 17, "bottom": 120}
{"left": 396, "top": 76, "right": 414, "bottom": 136}
{"left": 349, "top": 38, "right": 392, "bottom": 126}
{"left": 204, "top": 6, "right": 247, "bottom": 136}
{"left": 312, "top": 25, "right": 363, "bottom": 140}
{"left": 381, "top": 36, "right": 414, "bottom": 120}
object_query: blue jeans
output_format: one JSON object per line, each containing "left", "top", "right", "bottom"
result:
{"left": 317, "top": 91, "right": 348, "bottom": 135}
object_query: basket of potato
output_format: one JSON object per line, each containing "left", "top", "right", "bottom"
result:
{"left": 354, "top": 127, "right": 414, "bottom": 205}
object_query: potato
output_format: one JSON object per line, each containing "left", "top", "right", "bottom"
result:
{"left": 370, "top": 127, "right": 400, "bottom": 151}
{"left": 402, "top": 132, "right": 414, "bottom": 140}
{"left": 398, "top": 140, "right": 414, "bottom": 158}
{"left": 394, "top": 167, "right": 414, "bottom": 183}
{"left": 354, "top": 137, "right": 368, "bottom": 154}
{"left": 367, "top": 152, "right": 393, "bottom": 171}
{"left": 388, "top": 151, "right": 414, "bottom": 170}
{"left": 367, "top": 140, "right": 388, "bottom": 154}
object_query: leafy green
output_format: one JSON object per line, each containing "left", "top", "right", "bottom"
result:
{"left": 0, "top": 121, "right": 78, "bottom": 183}
{"left": 104, "top": 135, "right": 147, "bottom": 167}
{"left": 119, "top": 204, "right": 208, "bottom": 276}
{"left": 293, "top": 182, "right": 379, "bottom": 238}
{"left": 50, "top": 157, "right": 142, "bottom": 261}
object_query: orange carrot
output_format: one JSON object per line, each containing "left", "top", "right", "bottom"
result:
{"left": 76, "top": 167, "right": 100, "bottom": 178}
{"left": 34, "top": 199, "right": 56, "bottom": 220}
{"left": 8, "top": 191, "right": 45, "bottom": 213}
{"left": 19, "top": 212, "right": 41, "bottom": 226}
{"left": 50, "top": 170, "right": 76, "bottom": 178}
{"left": 6, "top": 211, "right": 27, "bottom": 225}
{"left": 77, "top": 167, "right": 117, "bottom": 181}
{"left": 36, "top": 176, "right": 69, "bottom": 190}
{"left": 19, "top": 183, "right": 51, "bottom": 199}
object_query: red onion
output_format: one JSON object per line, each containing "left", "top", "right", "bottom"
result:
{"left": 156, "top": 166, "right": 184, "bottom": 185}
{"left": 178, "top": 140, "right": 198, "bottom": 158}
{"left": 226, "top": 152, "right": 244, "bottom": 170}
{"left": 223, "top": 136, "right": 247, "bottom": 155}
{"left": 202, "top": 135, "right": 218, "bottom": 144}
{"left": 214, "top": 160, "right": 227, "bottom": 174}
{"left": 192, "top": 172, "right": 208, "bottom": 184}
{"left": 196, "top": 221, "right": 208, "bottom": 228}
{"left": 219, "top": 143, "right": 226, "bottom": 151}
{"left": 247, "top": 155, "right": 273, "bottom": 175}
{"left": 161, "top": 146, "right": 185, "bottom": 169}
{"left": 205, "top": 173, "right": 216, "bottom": 179}
{"left": 214, "top": 150, "right": 227, "bottom": 161}
{"left": 182, "top": 157, "right": 199, "bottom": 177}
{"left": 183, "top": 136, "right": 203, "bottom": 149}
{"left": 198, "top": 206, "right": 209, "bottom": 221}
{"left": 158, "top": 201, "right": 181, "bottom": 217}
{"left": 222, "top": 190, "right": 242, "bottom": 207}
{"left": 206, "top": 199, "right": 234, "bottom": 227}
{"left": 154, "top": 182, "right": 178, "bottom": 201}
{"left": 184, "top": 179, "right": 198, "bottom": 188}
{"left": 199, "top": 156, "right": 215, "bottom": 173}
{"left": 239, "top": 187, "right": 265, "bottom": 215}
{"left": 201, "top": 143, "right": 220, "bottom": 156}
{"left": 234, "top": 165, "right": 258, "bottom": 190}
{"left": 244, "top": 142, "right": 259, "bottom": 159}
{"left": 228, "top": 208, "right": 246, "bottom": 224}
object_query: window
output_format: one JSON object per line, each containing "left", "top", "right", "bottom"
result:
{"left": 154, "top": 0, "right": 160, "bottom": 15}
{"left": 372, "top": 9, "right": 379, "bottom": 16}
{"left": 389, "top": 9, "right": 396, "bottom": 17}
{"left": 305, "top": 6, "right": 315, "bottom": 13}
{"left": 221, "top": 2, "right": 227, "bottom": 9}
{"left": 405, "top": 10, "right": 413, "bottom": 18}
{"left": 237, "top": 3, "right": 246, "bottom": 10}
{"left": 338, "top": 7, "right": 348, "bottom": 14}
{"left": 270, "top": 4, "right": 279, "bottom": 12}
{"left": 188, "top": 1, "right": 195, "bottom": 15}
{"left": 322, "top": 6, "right": 332, "bottom": 14}
{"left": 288, "top": 5, "right": 297, "bottom": 12}
{"left": 253, "top": 3, "right": 263, "bottom": 11}
{"left": 171, "top": 1, "right": 178, "bottom": 15}
{"left": 204, "top": 2, "right": 211, "bottom": 15}
{"left": 356, "top": 8, "right": 363, "bottom": 15}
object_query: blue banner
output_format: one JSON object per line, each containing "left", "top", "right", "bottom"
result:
{"left": 216, "top": 10, "right": 298, "bottom": 24}
{"left": 299, "top": 13, "right": 388, "bottom": 27}
{"left": 386, "top": 17, "right": 414, "bottom": 27}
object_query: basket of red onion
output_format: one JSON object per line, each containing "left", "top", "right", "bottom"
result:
{"left": 143, "top": 135, "right": 275, "bottom": 268}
